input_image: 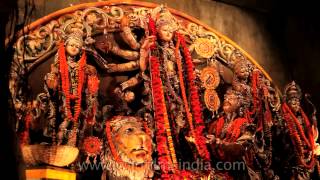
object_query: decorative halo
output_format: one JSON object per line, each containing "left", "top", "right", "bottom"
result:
{"left": 194, "top": 38, "right": 215, "bottom": 58}
{"left": 204, "top": 89, "right": 220, "bottom": 112}
{"left": 200, "top": 66, "right": 220, "bottom": 89}
{"left": 83, "top": 136, "right": 102, "bottom": 155}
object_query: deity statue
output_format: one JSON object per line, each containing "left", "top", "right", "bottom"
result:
{"left": 207, "top": 88, "right": 276, "bottom": 179}
{"left": 151, "top": 8, "right": 186, "bottom": 132}
{"left": 102, "top": 116, "right": 153, "bottom": 180}
{"left": 232, "top": 58, "right": 253, "bottom": 99}
{"left": 43, "top": 28, "right": 100, "bottom": 146}
{"left": 272, "top": 81, "right": 319, "bottom": 179}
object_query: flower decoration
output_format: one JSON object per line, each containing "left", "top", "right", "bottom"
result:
{"left": 83, "top": 136, "right": 102, "bottom": 156}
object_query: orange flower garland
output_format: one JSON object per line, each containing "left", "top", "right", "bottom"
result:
{"left": 58, "top": 42, "right": 86, "bottom": 122}
{"left": 175, "top": 36, "right": 204, "bottom": 160}
{"left": 148, "top": 16, "right": 177, "bottom": 177}
{"left": 282, "top": 103, "right": 315, "bottom": 169}
{"left": 177, "top": 33, "right": 211, "bottom": 161}
{"left": 150, "top": 55, "right": 177, "bottom": 172}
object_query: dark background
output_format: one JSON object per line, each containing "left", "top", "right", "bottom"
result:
{"left": 217, "top": 0, "right": 320, "bottom": 114}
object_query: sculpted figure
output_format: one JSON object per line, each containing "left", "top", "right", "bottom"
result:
{"left": 207, "top": 88, "right": 276, "bottom": 179}
{"left": 102, "top": 116, "right": 153, "bottom": 180}
{"left": 232, "top": 58, "right": 253, "bottom": 99}
{"left": 43, "top": 29, "right": 99, "bottom": 146}
{"left": 273, "top": 81, "right": 319, "bottom": 179}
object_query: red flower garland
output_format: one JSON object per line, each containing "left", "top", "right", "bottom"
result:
{"left": 105, "top": 121, "right": 123, "bottom": 163}
{"left": 150, "top": 55, "right": 177, "bottom": 173}
{"left": 58, "top": 42, "right": 86, "bottom": 122}
{"left": 177, "top": 33, "right": 211, "bottom": 161}
{"left": 225, "top": 118, "right": 248, "bottom": 142}
{"left": 148, "top": 16, "right": 178, "bottom": 177}
{"left": 281, "top": 103, "right": 315, "bottom": 169}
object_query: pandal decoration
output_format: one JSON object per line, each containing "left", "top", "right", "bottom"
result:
{"left": 200, "top": 66, "right": 220, "bottom": 90}
{"left": 194, "top": 38, "right": 215, "bottom": 58}
{"left": 204, "top": 89, "right": 220, "bottom": 112}
{"left": 200, "top": 66, "right": 220, "bottom": 114}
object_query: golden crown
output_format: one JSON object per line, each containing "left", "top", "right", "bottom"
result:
{"left": 283, "top": 81, "right": 302, "bottom": 101}
{"left": 65, "top": 28, "right": 84, "bottom": 46}
{"left": 154, "top": 6, "right": 178, "bottom": 31}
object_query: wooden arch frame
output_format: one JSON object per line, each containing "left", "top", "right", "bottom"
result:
{"left": 13, "top": 0, "right": 275, "bottom": 86}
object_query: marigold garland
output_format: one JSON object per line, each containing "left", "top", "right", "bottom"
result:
{"left": 148, "top": 16, "right": 178, "bottom": 177}
{"left": 282, "top": 103, "right": 315, "bottom": 169}
{"left": 58, "top": 42, "right": 86, "bottom": 122}
{"left": 87, "top": 75, "right": 99, "bottom": 95}
{"left": 175, "top": 36, "right": 206, "bottom": 161}
{"left": 150, "top": 55, "right": 177, "bottom": 172}
{"left": 177, "top": 33, "right": 211, "bottom": 161}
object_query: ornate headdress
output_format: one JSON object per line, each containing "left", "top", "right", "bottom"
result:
{"left": 283, "top": 81, "right": 302, "bottom": 102}
{"left": 65, "top": 28, "right": 84, "bottom": 47}
{"left": 152, "top": 5, "right": 179, "bottom": 31}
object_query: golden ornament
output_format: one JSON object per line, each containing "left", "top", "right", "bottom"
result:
{"left": 194, "top": 38, "right": 215, "bottom": 58}
{"left": 204, "top": 89, "right": 220, "bottom": 112}
{"left": 200, "top": 66, "right": 220, "bottom": 89}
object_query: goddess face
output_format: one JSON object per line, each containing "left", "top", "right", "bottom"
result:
{"left": 288, "top": 97, "right": 301, "bottom": 113}
{"left": 222, "top": 92, "right": 240, "bottom": 114}
{"left": 158, "top": 24, "right": 174, "bottom": 42}
{"left": 66, "top": 39, "right": 82, "bottom": 57}
{"left": 113, "top": 119, "right": 152, "bottom": 165}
